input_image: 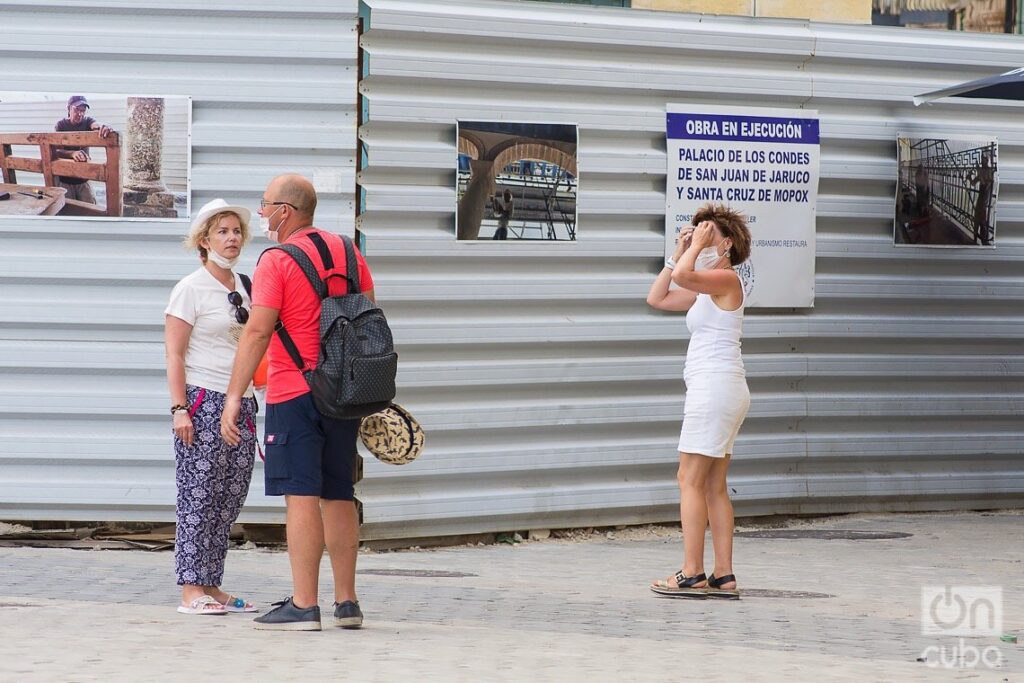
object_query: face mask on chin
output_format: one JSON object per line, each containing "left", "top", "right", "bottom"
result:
{"left": 206, "top": 249, "right": 239, "bottom": 269}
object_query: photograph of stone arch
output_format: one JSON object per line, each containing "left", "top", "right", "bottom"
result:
{"left": 456, "top": 121, "right": 578, "bottom": 241}
{"left": 895, "top": 135, "right": 997, "bottom": 247}
{"left": 0, "top": 92, "right": 190, "bottom": 219}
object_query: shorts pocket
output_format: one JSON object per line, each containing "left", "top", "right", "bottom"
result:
{"left": 264, "top": 433, "right": 290, "bottom": 479}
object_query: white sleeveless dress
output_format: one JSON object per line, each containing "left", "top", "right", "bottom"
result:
{"left": 677, "top": 272, "right": 751, "bottom": 457}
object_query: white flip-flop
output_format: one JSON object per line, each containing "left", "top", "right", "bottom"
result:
{"left": 177, "top": 594, "right": 228, "bottom": 615}
{"left": 221, "top": 595, "right": 259, "bottom": 613}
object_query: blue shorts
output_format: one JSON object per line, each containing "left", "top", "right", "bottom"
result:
{"left": 263, "top": 392, "right": 361, "bottom": 500}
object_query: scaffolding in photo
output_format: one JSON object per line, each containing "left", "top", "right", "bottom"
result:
{"left": 458, "top": 158, "right": 577, "bottom": 241}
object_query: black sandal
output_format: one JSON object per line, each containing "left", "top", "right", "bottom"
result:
{"left": 650, "top": 571, "right": 708, "bottom": 598}
{"left": 706, "top": 574, "right": 740, "bottom": 600}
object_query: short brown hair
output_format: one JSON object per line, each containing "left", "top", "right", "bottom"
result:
{"left": 692, "top": 203, "right": 751, "bottom": 266}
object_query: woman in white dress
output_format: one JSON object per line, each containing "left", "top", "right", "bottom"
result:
{"left": 646, "top": 203, "right": 752, "bottom": 600}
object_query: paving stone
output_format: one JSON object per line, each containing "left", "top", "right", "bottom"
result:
{"left": 0, "top": 511, "right": 1019, "bottom": 681}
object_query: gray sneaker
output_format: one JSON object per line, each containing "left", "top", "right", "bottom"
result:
{"left": 333, "top": 600, "right": 363, "bottom": 629}
{"left": 253, "top": 597, "right": 321, "bottom": 631}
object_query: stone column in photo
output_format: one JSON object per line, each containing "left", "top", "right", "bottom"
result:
{"left": 121, "top": 97, "right": 177, "bottom": 218}
{"left": 456, "top": 159, "right": 495, "bottom": 240}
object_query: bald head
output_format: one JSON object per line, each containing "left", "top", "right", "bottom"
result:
{"left": 267, "top": 174, "right": 317, "bottom": 219}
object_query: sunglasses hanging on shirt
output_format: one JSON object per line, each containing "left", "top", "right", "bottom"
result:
{"left": 227, "top": 291, "right": 249, "bottom": 324}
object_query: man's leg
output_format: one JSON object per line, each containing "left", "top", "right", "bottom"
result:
{"left": 56, "top": 180, "right": 75, "bottom": 201}
{"left": 320, "top": 418, "right": 361, "bottom": 607}
{"left": 286, "top": 495, "right": 325, "bottom": 609}
{"left": 56, "top": 181, "right": 95, "bottom": 204}
{"left": 78, "top": 181, "right": 96, "bottom": 205}
{"left": 253, "top": 395, "right": 325, "bottom": 629}
{"left": 322, "top": 500, "right": 359, "bottom": 603}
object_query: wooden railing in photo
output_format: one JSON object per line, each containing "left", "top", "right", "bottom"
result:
{"left": 0, "top": 131, "right": 121, "bottom": 217}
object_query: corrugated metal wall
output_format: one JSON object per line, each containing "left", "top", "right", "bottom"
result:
{"left": 0, "top": 0, "right": 358, "bottom": 523}
{"left": 1, "top": 0, "right": 1021, "bottom": 539}
{"left": 356, "top": 0, "right": 1024, "bottom": 538}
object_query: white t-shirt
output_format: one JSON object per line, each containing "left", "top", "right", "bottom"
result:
{"left": 165, "top": 267, "right": 254, "bottom": 397}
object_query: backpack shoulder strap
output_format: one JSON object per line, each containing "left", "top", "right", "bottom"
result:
{"left": 308, "top": 231, "right": 360, "bottom": 294}
{"left": 338, "top": 234, "right": 361, "bottom": 294}
{"left": 306, "top": 231, "right": 334, "bottom": 270}
{"left": 255, "top": 243, "right": 329, "bottom": 374}
{"left": 238, "top": 273, "right": 252, "bottom": 298}
{"left": 263, "top": 243, "right": 328, "bottom": 301}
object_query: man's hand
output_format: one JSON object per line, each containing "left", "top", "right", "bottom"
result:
{"left": 220, "top": 395, "right": 243, "bottom": 446}
{"left": 98, "top": 125, "right": 112, "bottom": 138}
{"left": 72, "top": 150, "right": 88, "bottom": 162}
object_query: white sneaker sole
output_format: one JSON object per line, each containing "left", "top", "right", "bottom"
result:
{"left": 253, "top": 620, "right": 322, "bottom": 631}
{"left": 333, "top": 616, "right": 363, "bottom": 629}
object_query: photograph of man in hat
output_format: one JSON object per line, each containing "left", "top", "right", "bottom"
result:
{"left": 53, "top": 95, "right": 113, "bottom": 205}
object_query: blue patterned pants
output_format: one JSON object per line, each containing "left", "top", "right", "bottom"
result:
{"left": 174, "top": 384, "right": 256, "bottom": 586}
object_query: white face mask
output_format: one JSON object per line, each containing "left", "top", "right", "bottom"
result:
{"left": 206, "top": 249, "right": 239, "bottom": 269}
{"left": 260, "top": 205, "right": 285, "bottom": 243}
{"left": 695, "top": 246, "right": 724, "bottom": 271}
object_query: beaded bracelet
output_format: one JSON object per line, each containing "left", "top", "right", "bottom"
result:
{"left": 170, "top": 404, "right": 189, "bottom": 415}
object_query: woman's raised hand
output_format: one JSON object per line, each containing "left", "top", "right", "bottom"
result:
{"left": 674, "top": 228, "right": 694, "bottom": 259}
{"left": 691, "top": 221, "right": 716, "bottom": 249}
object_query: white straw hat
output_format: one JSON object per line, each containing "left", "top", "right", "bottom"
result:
{"left": 188, "top": 198, "right": 252, "bottom": 245}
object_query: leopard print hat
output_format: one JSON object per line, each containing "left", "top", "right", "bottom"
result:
{"left": 358, "top": 403, "right": 424, "bottom": 465}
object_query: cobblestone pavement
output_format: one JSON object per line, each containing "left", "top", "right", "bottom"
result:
{"left": 0, "top": 511, "right": 1020, "bottom": 682}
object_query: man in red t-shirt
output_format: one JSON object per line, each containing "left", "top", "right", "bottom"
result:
{"left": 221, "top": 174, "right": 375, "bottom": 631}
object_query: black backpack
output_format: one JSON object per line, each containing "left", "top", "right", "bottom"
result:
{"left": 264, "top": 232, "right": 397, "bottom": 420}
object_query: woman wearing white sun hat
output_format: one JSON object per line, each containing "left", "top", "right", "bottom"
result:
{"left": 165, "top": 198, "right": 259, "bottom": 616}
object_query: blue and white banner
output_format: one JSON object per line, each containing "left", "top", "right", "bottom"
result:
{"left": 666, "top": 104, "right": 820, "bottom": 308}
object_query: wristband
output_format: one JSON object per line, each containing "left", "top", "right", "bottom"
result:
{"left": 665, "top": 258, "right": 677, "bottom": 269}
{"left": 170, "top": 404, "right": 189, "bottom": 415}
